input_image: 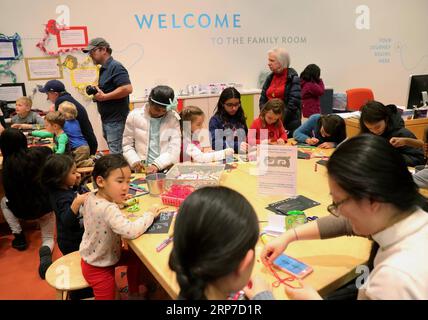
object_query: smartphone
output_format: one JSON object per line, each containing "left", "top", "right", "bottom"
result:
{"left": 273, "top": 253, "right": 313, "bottom": 279}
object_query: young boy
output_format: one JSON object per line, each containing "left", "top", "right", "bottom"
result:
{"left": 10, "top": 97, "right": 45, "bottom": 130}
{"left": 58, "top": 101, "right": 94, "bottom": 167}
{"left": 31, "top": 111, "right": 68, "bottom": 154}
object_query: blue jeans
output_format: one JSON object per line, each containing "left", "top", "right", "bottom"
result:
{"left": 102, "top": 120, "right": 126, "bottom": 154}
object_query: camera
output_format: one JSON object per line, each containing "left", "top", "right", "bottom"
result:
{"left": 86, "top": 85, "right": 98, "bottom": 96}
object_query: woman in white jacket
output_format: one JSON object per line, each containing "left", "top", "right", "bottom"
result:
{"left": 122, "top": 85, "right": 181, "bottom": 174}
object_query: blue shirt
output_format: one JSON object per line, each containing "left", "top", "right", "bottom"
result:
{"left": 63, "top": 120, "right": 88, "bottom": 149}
{"left": 147, "top": 117, "right": 162, "bottom": 165}
{"left": 97, "top": 56, "right": 131, "bottom": 123}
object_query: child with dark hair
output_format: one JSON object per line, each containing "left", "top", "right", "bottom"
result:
{"left": 293, "top": 114, "right": 346, "bottom": 148}
{"left": 262, "top": 134, "right": 428, "bottom": 299}
{"left": 31, "top": 111, "right": 69, "bottom": 154}
{"left": 41, "top": 154, "right": 89, "bottom": 255}
{"left": 300, "top": 64, "right": 325, "bottom": 118}
{"left": 169, "top": 186, "right": 274, "bottom": 300}
{"left": 360, "top": 101, "right": 425, "bottom": 166}
{"left": 179, "top": 105, "right": 234, "bottom": 162}
{"left": 123, "top": 85, "right": 181, "bottom": 174}
{"left": 79, "top": 154, "right": 162, "bottom": 300}
{"left": 0, "top": 128, "right": 54, "bottom": 279}
{"left": 209, "top": 87, "right": 248, "bottom": 153}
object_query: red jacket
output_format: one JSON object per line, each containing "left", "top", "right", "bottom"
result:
{"left": 248, "top": 117, "right": 288, "bottom": 145}
{"left": 301, "top": 79, "right": 325, "bottom": 118}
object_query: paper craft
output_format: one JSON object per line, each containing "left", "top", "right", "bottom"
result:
{"left": 266, "top": 195, "right": 320, "bottom": 215}
{"left": 70, "top": 66, "right": 98, "bottom": 87}
{"left": 24, "top": 56, "right": 63, "bottom": 80}
{"left": 263, "top": 213, "right": 286, "bottom": 235}
{"left": 0, "top": 83, "right": 26, "bottom": 103}
{"left": 146, "top": 211, "right": 175, "bottom": 234}
{"left": 56, "top": 26, "right": 88, "bottom": 47}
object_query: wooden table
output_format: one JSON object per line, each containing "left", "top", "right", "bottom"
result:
{"left": 125, "top": 149, "right": 372, "bottom": 299}
{"left": 346, "top": 117, "right": 428, "bottom": 140}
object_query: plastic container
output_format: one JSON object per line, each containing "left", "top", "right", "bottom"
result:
{"left": 146, "top": 173, "right": 166, "bottom": 196}
{"left": 161, "top": 184, "right": 195, "bottom": 207}
{"left": 165, "top": 163, "right": 225, "bottom": 190}
{"left": 285, "top": 210, "right": 307, "bottom": 230}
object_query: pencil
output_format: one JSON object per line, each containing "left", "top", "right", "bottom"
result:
{"left": 156, "top": 235, "right": 173, "bottom": 252}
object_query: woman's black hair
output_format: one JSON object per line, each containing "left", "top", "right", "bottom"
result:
{"left": 318, "top": 114, "right": 346, "bottom": 144}
{"left": 169, "top": 186, "right": 259, "bottom": 300}
{"left": 41, "top": 154, "right": 75, "bottom": 190}
{"left": 359, "top": 100, "right": 397, "bottom": 134}
{"left": 0, "top": 128, "right": 27, "bottom": 159}
{"left": 327, "top": 134, "right": 427, "bottom": 212}
{"left": 213, "top": 87, "right": 247, "bottom": 126}
{"left": 300, "top": 64, "right": 321, "bottom": 82}
{"left": 148, "top": 85, "right": 175, "bottom": 108}
{"left": 92, "top": 154, "right": 130, "bottom": 188}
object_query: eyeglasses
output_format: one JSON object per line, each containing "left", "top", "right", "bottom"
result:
{"left": 224, "top": 102, "right": 241, "bottom": 108}
{"left": 327, "top": 197, "right": 350, "bottom": 217}
{"left": 89, "top": 47, "right": 100, "bottom": 56}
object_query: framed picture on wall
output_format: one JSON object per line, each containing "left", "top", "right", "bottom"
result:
{"left": 56, "top": 26, "right": 89, "bottom": 48}
{"left": 24, "top": 56, "right": 63, "bottom": 81}
{"left": 0, "top": 83, "right": 26, "bottom": 103}
{"left": 0, "top": 38, "right": 20, "bottom": 60}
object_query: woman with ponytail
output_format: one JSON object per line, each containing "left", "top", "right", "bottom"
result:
{"left": 169, "top": 186, "right": 274, "bottom": 300}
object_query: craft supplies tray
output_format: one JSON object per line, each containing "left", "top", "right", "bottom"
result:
{"left": 165, "top": 163, "right": 225, "bottom": 189}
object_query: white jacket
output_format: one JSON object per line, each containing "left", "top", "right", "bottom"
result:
{"left": 122, "top": 104, "right": 181, "bottom": 170}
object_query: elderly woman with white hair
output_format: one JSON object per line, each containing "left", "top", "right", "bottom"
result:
{"left": 259, "top": 48, "right": 301, "bottom": 136}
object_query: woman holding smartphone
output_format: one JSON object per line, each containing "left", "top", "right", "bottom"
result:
{"left": 261, "top": 134, "right": 428, "bottom": 300}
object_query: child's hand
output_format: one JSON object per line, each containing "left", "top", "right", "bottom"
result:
{"left": 240, "top": 142, "right": 248, "bottom": 153}
{"left": 285, "top": 280, "right": 322, "bottom": 300}
{"left": 243, "top": 275, "right": 272, "bottom": 300}
{"left": 77, "top": 192, "right": 90, "bottom": 205}
{"left": 224, "top": 148, "right": 234, "bottom": 157}
{"left": 132, "top": 161, "right": 144, "bottom": 173}
{"left": 146, "top": 164, "right": 159, "bottom": 174}
{"left": 147, "top": 204, "right": 165, "bottom": 219}
{"left": 318, "top": 142, "right": 335, "bottom": 149}
{"left": 277, "top": 138, "right": 286, "bottom": 145}
{"left": 389, "top": 137, "right": 407, "bottom": 148}
{"left": 305, "top": 137, "right": 319, "bottom": 145}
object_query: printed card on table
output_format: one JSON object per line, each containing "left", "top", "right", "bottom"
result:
{"left": 257, "top": 144, "right": 297, "bottom": 196}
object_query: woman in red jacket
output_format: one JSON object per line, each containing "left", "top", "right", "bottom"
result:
{"left": 300, "top": 64, "right": 325, "bottom": 118}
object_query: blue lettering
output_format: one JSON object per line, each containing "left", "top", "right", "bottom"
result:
{"left": 172, "top": 14, "right": 181, "bottom": 28}
{"left": 158, "top": 14, "right": 167, "bottom": 29}
{"left": 215, "top": 14, "right": 229, "bottom": 28}
{"left": 134, "top": 14, "right": 153, "bottom": 29}
{"left": 183, "top": 13, "right": 195, "bottom": 28}
{"left": 233, "top": 14, "right": 241, "bottom": 28}
{"left": 198, "top": 13, "right": 211, "bottom": 28}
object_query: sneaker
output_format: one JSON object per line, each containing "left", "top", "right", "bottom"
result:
{"left": 11, "top": 232, "right": 27, "bottom": 251}
{"left": 38, "top": 245, "right": 52, "bottom": 280}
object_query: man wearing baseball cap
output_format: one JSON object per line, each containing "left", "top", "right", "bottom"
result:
{"left": 39, "top": 79, "right": 98, "bottom": 155}
{"left": 83, "top": 37, "right": 133, "bottom": 154}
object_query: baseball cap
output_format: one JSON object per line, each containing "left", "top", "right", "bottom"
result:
{"left": 39, "top": 80, "right": 65, "bottom": 93}
{"left": 82, "top": 37, "right": 110, "bottom": 53}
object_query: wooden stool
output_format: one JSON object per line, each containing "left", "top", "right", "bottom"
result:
{"left": 45, "top": 251, "right": 90, "bottom": 300}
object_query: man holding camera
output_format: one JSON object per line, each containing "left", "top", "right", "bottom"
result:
{"left": 83, "top": 37, "right": 133, "bottom": 154}
{"left": 39, "top": 80, "right": 98, "bottom": 155}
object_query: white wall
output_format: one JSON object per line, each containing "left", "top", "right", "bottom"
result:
{"left": 1, "top": 0, "right": 428, "bottom": 150}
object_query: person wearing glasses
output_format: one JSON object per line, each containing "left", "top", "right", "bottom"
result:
{"left": 261, "top": 134, "right": 428, "bottom": 300}
{"left": 259, "top": 48, "right": 301, "bottom": 136}
{"left": 209, "top": 87, "right": 248, "bottom": 154}
{"left": 83, "top": 38, "right": 133, "bottom": 154}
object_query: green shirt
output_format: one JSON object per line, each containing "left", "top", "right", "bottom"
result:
{"left": 32, "top": 130, "right": 68, "bottom": 154}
